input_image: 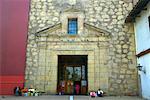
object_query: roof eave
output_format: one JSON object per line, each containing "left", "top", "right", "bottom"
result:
{"left": 125, "top": 0, "right": 149, "bottom": 23}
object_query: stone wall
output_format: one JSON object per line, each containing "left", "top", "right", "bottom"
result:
{"left": 26, "top": 0, "right": 138, "bottom": 95}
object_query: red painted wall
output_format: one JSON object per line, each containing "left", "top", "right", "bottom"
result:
{"left": 0, "top": 0, "right": 30, "bottom": 95}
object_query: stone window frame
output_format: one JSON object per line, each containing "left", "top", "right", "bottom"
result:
{"left": 61, "top": 11, "right": 84, "bottom": 35}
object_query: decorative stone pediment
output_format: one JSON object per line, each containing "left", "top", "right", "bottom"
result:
{"left": 35, "top": 22, "right": 111, "bottom": 38}
{"left": 84, "top": 23, "right": 111, "bottom": 37}
{"left": 36, "top": 23, "right": 62, "bottom": 37}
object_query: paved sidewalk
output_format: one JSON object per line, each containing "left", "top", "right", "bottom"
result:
{"left": 0, "top": 95, "right": 144, "bottom": 100}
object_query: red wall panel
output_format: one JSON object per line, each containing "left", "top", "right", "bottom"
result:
{"left": 0, "top": 0, "right": 30, "bottom": 95}
{"left": 0, "top": 76, "right": 24, "bottom": 95}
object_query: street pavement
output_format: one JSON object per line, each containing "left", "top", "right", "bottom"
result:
{"left": 0, "top": 95, "right": 145, "bottom": 100}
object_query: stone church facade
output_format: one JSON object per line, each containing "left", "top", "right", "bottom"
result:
{"left": 25, "top": 0, "right": 138, "bottom": 95}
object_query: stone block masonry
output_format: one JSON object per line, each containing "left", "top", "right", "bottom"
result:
{"left": 26, "top": 0, "right": 138, "bottom": 96}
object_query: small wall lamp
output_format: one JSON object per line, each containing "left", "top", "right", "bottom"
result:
{"left": 137, "top": 64, "right": 146, "bottom": 74}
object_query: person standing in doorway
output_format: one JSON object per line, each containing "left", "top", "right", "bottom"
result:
{"left": 75, "top": 84, "right": 80, "bottom": 94}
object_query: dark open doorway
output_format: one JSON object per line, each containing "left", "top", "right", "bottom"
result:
{"left": 57, "top": 55, "right": 88, "bottom": 95}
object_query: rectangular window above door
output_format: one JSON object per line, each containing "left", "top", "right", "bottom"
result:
{"left": 68, "top": 18, "right": 78, "bottom": 35}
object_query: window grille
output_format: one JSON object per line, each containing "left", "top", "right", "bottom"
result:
{"left": 68, "top": 18, "right": 78, "bottom": 35}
